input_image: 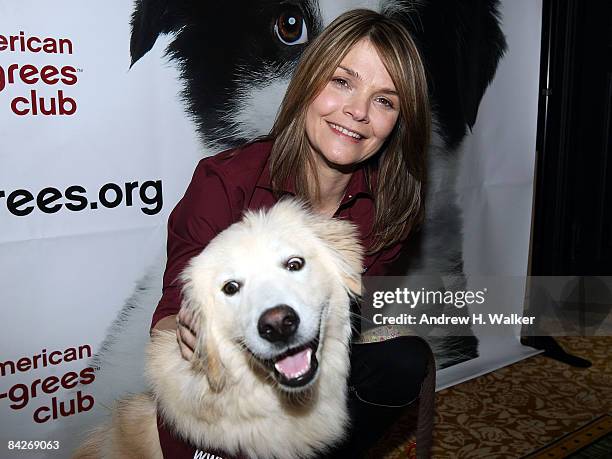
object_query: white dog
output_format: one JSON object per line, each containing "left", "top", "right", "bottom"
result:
{"left": 74, "top": 200, "right": 363, "bottom": 459}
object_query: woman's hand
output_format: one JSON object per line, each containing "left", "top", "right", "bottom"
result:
{"left": 176, "top": 308, "right": 198, "bottom": 361}
{"left": 152, "top": 310, "right": 198, "bottom": 361}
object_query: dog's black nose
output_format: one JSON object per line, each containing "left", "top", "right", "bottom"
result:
{"left": 258, "top": 305, "right": 300, "bottom": 343}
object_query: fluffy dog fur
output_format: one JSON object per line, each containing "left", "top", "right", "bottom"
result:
{"left": 74, "top": 200, "right": 363, "bottom": 459}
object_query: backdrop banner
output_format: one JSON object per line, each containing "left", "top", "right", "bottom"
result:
{"left": 0, "top": 1, "right": 541, "bottom": 456}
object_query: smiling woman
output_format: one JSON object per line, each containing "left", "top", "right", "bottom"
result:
{"left": 152, "top": 8, "right": 433, "bottom": 459}
{"left": 269, "top": 9, "right": 430, "bottom": 249}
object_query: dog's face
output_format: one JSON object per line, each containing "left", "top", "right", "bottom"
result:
{"left": 130, "top": 0, "right": 506, "bottom": 150}
{"left": 181, "top": 201, "right": 363, "bottom": 392}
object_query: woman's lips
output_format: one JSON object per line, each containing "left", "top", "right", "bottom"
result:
{"left": 327, "top": 121, "right": 364, "bottom": 143}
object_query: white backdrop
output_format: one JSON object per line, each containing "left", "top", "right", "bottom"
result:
{"left": 0, "top": 1, "right": 201, "bottom": 451}
{"left": 0, "top": 0, "right": 541, "bottom": 455}
{"left": 440, "top": 0, "right": 543, "bottom": 388}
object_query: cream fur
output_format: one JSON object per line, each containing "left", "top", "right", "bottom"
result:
{"left": 74, "top": 200, "right": 363, "bottom": 459}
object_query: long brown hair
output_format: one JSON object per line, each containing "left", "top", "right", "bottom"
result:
{"left": 269, "top": 9, "right": 431, "bottom": 254}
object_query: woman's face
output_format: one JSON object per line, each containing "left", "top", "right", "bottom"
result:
{"left": 305, "top": 38, "right": 400, "bottom": 171}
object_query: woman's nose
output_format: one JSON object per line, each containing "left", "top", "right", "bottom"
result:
{"left": 343, "top": 93, "right": 369, "bottom": 122}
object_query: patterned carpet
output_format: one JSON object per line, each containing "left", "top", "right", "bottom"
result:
{"left": 367, "top": 337, "right": 612, "bottom": 458}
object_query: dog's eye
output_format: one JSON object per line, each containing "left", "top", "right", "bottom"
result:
{"left": 286, "top": 257, "right": 305, "bottom": 271}
{"left": 274, "top": 9, "right": 308, "bottom": 46}
{"left": 222, "top": 281, "right": 241, "bottom": 296}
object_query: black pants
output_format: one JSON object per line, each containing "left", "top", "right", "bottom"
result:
{"left": 318, "top": 335, "right": 430, "bottom": 458}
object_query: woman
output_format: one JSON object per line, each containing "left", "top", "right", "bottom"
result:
{"left": 152, "top": 9, "right": 432, "bottom": 458}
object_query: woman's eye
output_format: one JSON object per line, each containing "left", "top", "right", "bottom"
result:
{"left": 222, "top": 280, "right": 241, "bottom": 296}
{"left": 377, "top": 97, "right": 394, "bottom": 109}
{"left": 332, "top": 77, "right": 349, "bottom": 88}
{"left": 285, "top": 257, "right": 305, "bottom": 271}
{"left": 274, "top": 9, "right": 308, "bottom": 45}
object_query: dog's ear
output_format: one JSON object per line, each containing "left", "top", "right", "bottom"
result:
{"left": 404, "top": 0, "right": 506, "bottom": 145}
{"left": 189, "top": 307, "right": 227, "bottom": 392}
{"left": 130, "top": 0, "right": 181, "bottom": 67}
{"left": 452, "top": 0, "right": 507, "bottom": 130}
{"left": 180, "top": 274, "right": 227, "bottom": 392}
{"left": 311, "top": 217, "right": 364, "bottom": 298}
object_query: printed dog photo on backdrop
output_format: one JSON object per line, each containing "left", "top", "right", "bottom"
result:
{"left": 51, "top": 0, "right": 507, "bottom": 454}
{"left": 73, "top": 200, "right": 364, "bottom": 459}
{"left": 127, "top": 0, "right": 506, "bottom": 366}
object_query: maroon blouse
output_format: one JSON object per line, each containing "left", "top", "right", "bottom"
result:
{"left": 151, "top": 139, "right": 404, "bottom": 330}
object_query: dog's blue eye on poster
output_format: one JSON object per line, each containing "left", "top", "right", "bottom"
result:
{"left": 274, "top": 9, "right": 309, "bottom": 45}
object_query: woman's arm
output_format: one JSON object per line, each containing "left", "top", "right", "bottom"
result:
{"left": 153, "top": 314, "right": 177, "bottom": 332}
{"left": 151, "top": 154, "right": 238, "bottom": 330}
{"left": 150, "top": 156, "right": 238, "bottom": 359}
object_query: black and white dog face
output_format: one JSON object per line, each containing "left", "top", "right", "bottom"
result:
{"left": 130, "top": 0, "right": 507, "bottom": 368}
{"left": 130, "top": 0, "right": 506, "bottom": 150}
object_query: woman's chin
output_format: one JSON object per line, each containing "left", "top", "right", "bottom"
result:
{"left": 319, "top": 147, "right": 368, "bottom": 168}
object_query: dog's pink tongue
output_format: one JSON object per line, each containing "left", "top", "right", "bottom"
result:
{"left": 275, "top": 349, "right": 311, "bottom": 378}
